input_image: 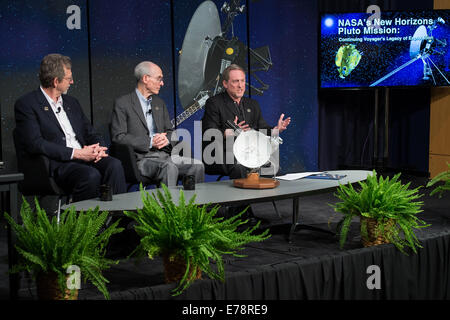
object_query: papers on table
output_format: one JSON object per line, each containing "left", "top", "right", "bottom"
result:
{"left": 276, "top": 172, "right": 324, "bottom": 181}
{"left": 277, "top": 172, "right": 347, "bottom": 181}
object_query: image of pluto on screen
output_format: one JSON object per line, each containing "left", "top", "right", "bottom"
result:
{"left": 320, "top": 9, "right": 450, "bottom": 89}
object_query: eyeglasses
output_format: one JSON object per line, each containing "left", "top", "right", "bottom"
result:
{"left": 147, "top": 75, "right": 164, "bottom": 83}
{"left": 63, "top": 76, "right": 73, "bottom": 82}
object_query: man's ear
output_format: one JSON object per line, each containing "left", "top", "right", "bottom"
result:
{"left": 52, "top": 77, "right": 59, "bottom": 88}
{"left": 142, "top": 74, "right": 150, "bottom": 85}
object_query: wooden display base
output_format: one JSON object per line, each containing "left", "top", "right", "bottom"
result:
{"left": 233, "top": 172, "right": 280, "bottom": 189}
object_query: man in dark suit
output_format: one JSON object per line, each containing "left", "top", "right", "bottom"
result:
{"left": 202, "top": 64, "right": 291, "bottom": 179}
{"left": 14, "top": 53, "right": 127, "bottom": 202}
{"left": 110, "top": 61, "right": 204, "bottom": 187}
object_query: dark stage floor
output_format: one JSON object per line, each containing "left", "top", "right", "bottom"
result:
{"left": 1, "top": 173, "right": 449, "bottom": 300}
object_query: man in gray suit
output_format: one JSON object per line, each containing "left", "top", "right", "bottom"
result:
{"left": 110, "top": 61, "right": 204, "bottom": 187}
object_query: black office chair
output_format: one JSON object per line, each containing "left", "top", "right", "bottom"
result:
{"left": 13, "top": 129, "right": 68, "bottom": 223}
{"left": 109, "top": 142, "right": 159, "bottom": 191}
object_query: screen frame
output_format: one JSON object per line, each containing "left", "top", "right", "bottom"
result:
{"left": 318, "top": 8, "right": 450, "bottom": 90}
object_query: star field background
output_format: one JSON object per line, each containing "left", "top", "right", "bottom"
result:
{"left": 249, "top": 0, "right": 319, "bottom": 173}
{"left": 0, "top": 0, "right": 318, "bottom": 178}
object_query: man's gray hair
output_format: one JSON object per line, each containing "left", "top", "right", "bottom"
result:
{"left": 134, "top": 61, "right": 157, "bottom": 82}
{"left": 222, "top": 64, "right": 245, "bottom": 81}
{"left": 39, "top": 53, "right": 72, "bottom": 88}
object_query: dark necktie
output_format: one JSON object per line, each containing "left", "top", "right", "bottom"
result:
{"left": 235, "top": 101, "right": 245, "bottom": 122}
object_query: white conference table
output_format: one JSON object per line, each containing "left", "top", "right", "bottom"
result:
{"left": 63, "top": 170, "right": 372, "bottom": 241}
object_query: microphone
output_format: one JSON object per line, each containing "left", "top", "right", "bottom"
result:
{"left": 146, "top": 109, "right": 152, "bottom": 115}
{"left": 226, "top": 119, "right": 242, "bottom": 135}
{"left": 56, "top": 107, "right": 61, "bottom": 114}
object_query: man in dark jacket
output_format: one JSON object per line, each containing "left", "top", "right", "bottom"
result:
{"left": 202, "top": 64, "right": 291, "bottom": 179}
{"left": 14, "top": 53, "right": 126, "bottom": 202}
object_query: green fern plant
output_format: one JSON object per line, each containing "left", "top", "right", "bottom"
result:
{"left": 331, "top": 170, "right": 429, "bottom": 254}
{"left": 427, "top": 163, "right": 450, "bottom": 198}
{"left": 4, "top": 197, "right": 123, "bottom": 299}
{"left": 124, "top": 184, "right": 271, "bottom": 296}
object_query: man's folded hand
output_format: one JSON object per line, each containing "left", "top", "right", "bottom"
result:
{"left": 73, "top": 143, "right": 109, "bottom": 162}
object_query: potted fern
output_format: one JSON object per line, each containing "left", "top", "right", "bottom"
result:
{"left": 4, "top": 198, "right": 123, "bottom": 300}
{"left": 124, "top": 184, "right": 271, "bottom": 296}
{"left": 426, "top": 163, "right": 450, "bottom": 198}
{"left": 331, "top": 170, "right": 429, "bottom": 254}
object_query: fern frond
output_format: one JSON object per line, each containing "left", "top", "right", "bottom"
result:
{"left": 331, "top": 170, "right": 428, "bottom": 254}
{"left": 125, "top": 184, "right": 271, "bottom": 296}
{"left": 4, "top": 197, "right": 122, "bottom": 300}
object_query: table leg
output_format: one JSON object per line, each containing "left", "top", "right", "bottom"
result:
{"left": 287, "top": 197, "right": 300, "bottom": 242}
{"left": 287, "top": 196, "right": 335, "bottom": 242}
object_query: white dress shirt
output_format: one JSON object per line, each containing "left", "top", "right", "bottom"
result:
{"left": 40, "top": 87, "right": 82, "bottom": 158}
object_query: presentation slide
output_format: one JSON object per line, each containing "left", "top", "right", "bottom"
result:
{"left": 319, "top": 10, "right": 450, "bottom": 88}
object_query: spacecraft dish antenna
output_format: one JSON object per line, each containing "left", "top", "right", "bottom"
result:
{"left": 409, "top": 25, "right": 429, "bottom": 58}
{"left": 178, "top": 1, "right": 221, "bottom": 109}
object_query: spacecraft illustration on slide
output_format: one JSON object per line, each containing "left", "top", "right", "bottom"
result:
{"left": 172, "top": 0, "right": 272, "bottom": 128}
{"left": 335, "top": 43, "right": 362, "bottom": 79}
{"left": 370, "top": 17, "right": 449, "bottom": 87}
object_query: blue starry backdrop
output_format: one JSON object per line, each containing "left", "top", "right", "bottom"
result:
{"left": 0, "top": 0, "right": 319, "bottom": 177}
{"left": 320, "top": 10, "right": 450, "bottom": 89}
{"left": 249, "top": 0, "right": 319, "bottom": 173}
